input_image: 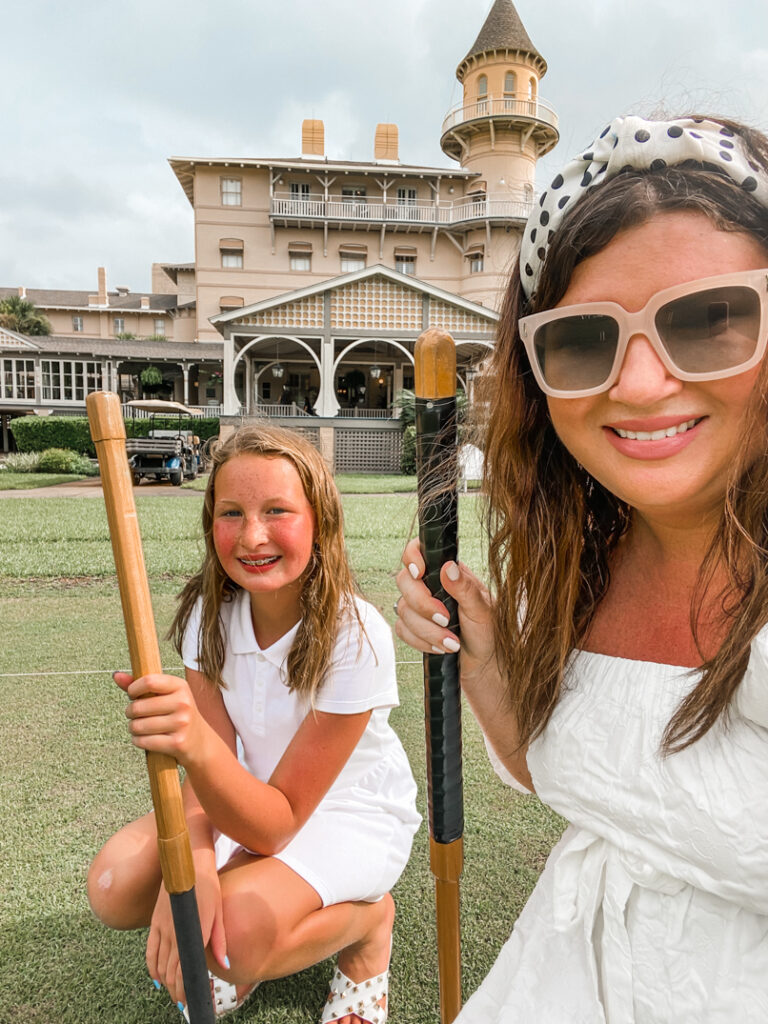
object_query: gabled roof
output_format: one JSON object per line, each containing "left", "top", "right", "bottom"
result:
{"left": 0, "top": 287, "right": 178, "bottom": 313}
{"left": 210, "top": 264, "right": 499, "bottom": 327}
{"left": 0, "top": 327, "right": 41, "bottom": 352}
{"left": 457, "top": 0, "right": 546, "bottom": 81}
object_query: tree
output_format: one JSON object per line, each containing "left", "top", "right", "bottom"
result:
{"left": 0, "top": 295, "right": 52, "bottom": 336}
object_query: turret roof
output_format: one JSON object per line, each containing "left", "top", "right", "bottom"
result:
{"left": 457, "top": 0, "right": 546, "bottom": 80}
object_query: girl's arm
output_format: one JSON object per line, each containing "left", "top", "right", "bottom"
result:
{"left": 118, "top": 667, "right": 371, "bottom": 855}
{"left": 395, "top": 537, "right": 533, "bottom": 791}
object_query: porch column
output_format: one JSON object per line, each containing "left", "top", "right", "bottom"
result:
{"left": 222, "top": 336, "right": 239, "bottom": 415}
{"left": 316, "top": 336, "right": 340, "bottom": 416}
{"left": 181, "top": 363, "right": 190, "bottom": 405}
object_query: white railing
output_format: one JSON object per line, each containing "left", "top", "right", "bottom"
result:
{"left": 440, "top": 95, "right": 559, "bottom": 136}
{"left": 121, "top": 403, "right": 222, "bottom": 419}
{"left": 335, "top": 408, "right": 396, "bottom": 419}
{"left": 271, "top": 192, "right": 534, "bottom": 226}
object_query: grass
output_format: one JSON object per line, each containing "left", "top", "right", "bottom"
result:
{"left": 182, "top": 472, "right": 419, "bottom": 494}
{"left": 0, "top": 492, "right": 564, "bottom": 1023}
{"left": 0, "top": 471, "right": 89, "bottom": 489}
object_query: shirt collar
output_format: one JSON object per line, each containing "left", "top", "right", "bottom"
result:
{"left": 229, "top": 588, "right": 301, "bottom": 666}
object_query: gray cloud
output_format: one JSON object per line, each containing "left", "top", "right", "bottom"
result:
{"left": 4, "top": 0, "right": 768, "bottom": 290}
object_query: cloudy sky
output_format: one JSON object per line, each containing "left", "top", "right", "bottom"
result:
{"left": 4, "top": 0, "right": 768, "bottom": 293}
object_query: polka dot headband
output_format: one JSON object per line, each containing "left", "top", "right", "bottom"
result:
{"left": 519, "top": 114, "right": 768, "bottom": 299}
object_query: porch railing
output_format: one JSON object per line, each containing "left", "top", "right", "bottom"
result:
{"left": 271, "top": 192, "right": 534, "bottom": 226}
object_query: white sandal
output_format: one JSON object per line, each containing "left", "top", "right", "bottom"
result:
{"left": 319, "top": 965, "right": 389, "bottom": 1024}
{"left": 182, "top": 972, "right": 259, "bottom": 1020}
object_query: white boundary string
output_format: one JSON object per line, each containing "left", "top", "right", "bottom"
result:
{"left": 0, "top": 660, "right": 424, "bottom": 679}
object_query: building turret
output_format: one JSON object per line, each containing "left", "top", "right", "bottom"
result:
{"left": 440, "top": 0, "right": 558, "bottom": 305}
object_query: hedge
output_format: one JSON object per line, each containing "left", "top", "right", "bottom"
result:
{"left": 9, "top": 415, "right": 220, "bottom": 455}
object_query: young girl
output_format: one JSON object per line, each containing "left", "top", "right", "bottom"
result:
{"left": 396, "top": 114, "right": 768, "bottom": 1021}
{"left": 88, "top": 424, "right": 420, "bottom": 1023}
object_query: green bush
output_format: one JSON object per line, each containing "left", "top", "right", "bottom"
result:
{"left": 401, "top": 424, "right": 417, "bottom": 474}
{"left": 10, "top": 414, "right": 220, "bottom": 455}
{"left": 3, "top": 451, "right": 42, "bottom": 473}
{"left": 36, "top": 448, "right": 97, "bottom": 475}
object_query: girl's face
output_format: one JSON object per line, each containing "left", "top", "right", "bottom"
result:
{"left": 212, "top": 454, "right": 316, "bottom": 600}
{"left": 545, "top": 211, "right": 768, "bottom": 528}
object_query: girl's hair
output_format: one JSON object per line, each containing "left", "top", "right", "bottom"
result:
{"left": 170, "top": 424, "right": 360, "bottom": 699}
{"left": 482, "top": 114, "right": 768, "bottom": 755}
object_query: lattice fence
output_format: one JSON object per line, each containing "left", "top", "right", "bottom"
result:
{"left": 334, "top": 428, "right": 402, "bottom": 473}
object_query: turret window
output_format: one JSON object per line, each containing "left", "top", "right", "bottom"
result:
{"left": 465, "top": 246, "right": 484, "bottom": 274}
{"left": 477, "top": 74, "right": 488, "bottom": 113}
{"left": 528, "top": 78, "right": 537, "bottom": 104}
{"left": 504, "top": 72, "right": 517, "bottom": 111}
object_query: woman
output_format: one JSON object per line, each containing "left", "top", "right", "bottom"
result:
{"left": 396, "top": 115, "right": 768, "bottom": 1022}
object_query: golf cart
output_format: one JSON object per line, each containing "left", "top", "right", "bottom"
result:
{"left": 124, "top": 400, "right": 203, "bottom": 486}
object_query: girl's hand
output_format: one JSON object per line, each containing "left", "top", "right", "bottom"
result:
{"left": 113, "top": 671, "right": 209, "bottom": 765}
{"left": 395, "top": 538, "right": 496, "bottom": 683}
{"left": 146, "top": 868, "right": 228, "bottom": 1006}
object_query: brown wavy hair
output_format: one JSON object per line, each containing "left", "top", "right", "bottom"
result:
{"left": 170, "top": 424, "right": 361, "bottom": 698}
{"left": 482, "top": 114, "right": 768, "bottom": 755}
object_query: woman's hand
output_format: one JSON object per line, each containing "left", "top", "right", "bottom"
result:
{"left": 146, "top": 866, "right": 228, "bottom": 1006}
{"left": 113, "top": 671, "right": 210, "bottom": 766}
{"left": 394, "top": 538, "right": 496, "bottom": 684}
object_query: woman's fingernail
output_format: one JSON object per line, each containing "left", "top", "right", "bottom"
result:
{"left": 223, "top": 955, "right": 231, "bottom": 969}
{"left": 432, "top": 612, "right": 450, "bottom": 628}
{"left": 446, "top": 562, "right": 460, "bottom": 582}
{"left": 177, "top": 1002, "right": 185, "bottom": 1013}
{"left": 432, "top": 645, "right": 444, "bottom": 655}
{"left": 408, "top": 563, "right": 419, "bottom": 579}
{"left": 152, "top": 978, "right": 161, "bottom": 990}
{"left": 443, "top": 637, "right": 461, "bottom": 653}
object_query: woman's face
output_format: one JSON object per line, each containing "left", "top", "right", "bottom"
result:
{"left": 545, "top": 211, "right": 768, "bottom": 527}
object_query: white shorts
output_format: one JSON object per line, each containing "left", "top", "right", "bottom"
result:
{"left": 215, "top": 804, "right": 417, "bottom": 907}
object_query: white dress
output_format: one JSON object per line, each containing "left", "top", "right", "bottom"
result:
{"left": 182, "top": 590, "right": 421, "bottom": 907}
{"left": 458, "top": 634, "right": 768, "bottom": 1024}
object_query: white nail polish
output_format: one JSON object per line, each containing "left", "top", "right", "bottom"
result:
{"left": 446, "top": 562, "right": 460, "bottom": 582}
{"left": 443, "top": 637, "right": 461, "bottom": 653}
{"left": 432, "top": 612, "right": 449, "bottom": 628}
{"left": 432, "top": 645, "right": 444, "bottom": 654}
{"left": 408, "top": 563, "right": 419, "bottom": 579}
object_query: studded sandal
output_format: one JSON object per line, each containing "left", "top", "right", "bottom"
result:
{"left": 182, "top": 972, "right": 259, "bottom": 1020}
{"left": 319, "top": 965, "right": 388, "bottom": 1024}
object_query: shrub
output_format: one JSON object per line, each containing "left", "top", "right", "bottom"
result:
{"left": 3, "top": 451, "right": 42, "bottom": 473}
{"left": 37, "top": 448, "right": 85, "bottom": 474}
{"left": 401, "top": 424, "right": 417, "bottom": 474}
{"left": 10, "top": 414, "right": 220, "bottom": 454}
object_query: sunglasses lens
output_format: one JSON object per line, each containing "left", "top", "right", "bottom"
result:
{"left": 533, "top": 315, "right": 619, "bottom": 392}
{"left": 656, "top": 285, "right": 762, "bottom": 374}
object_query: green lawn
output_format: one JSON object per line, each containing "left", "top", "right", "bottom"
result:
{"left": 0, "top": 471, "right": 89, "bottom": 489}
{"left": 0, "top": 493, "right": 563, "bottom": 1023}
{"left": 182, "top": 472, "right": 419, "bottom": 494}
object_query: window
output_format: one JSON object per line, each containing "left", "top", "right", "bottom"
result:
{"left": 290, "top": 255, "right": 311, "bottom": 271}
{"left": 0, "top": 358, "right": 35, "bottom": 399}
{"left": 477, "top": 74, "right": 488, "bottom": 99}
{"left": 41, "top": 360, "right": 102, "bottom": 401}
{"left": 504, "top": 71, "right": 517, "bottom": 96}
{"left": 468, "top": 253, "right": 484, "bottom": 273}
{"left": 396, "top": 187, "right": 417, "bottom": 221}
{"left": 341, "top": 187, "right": 368, "bottom": 217}
{"left": 221, "top": 178, "right": 242, "bottom": 206}
{"left": 290, "top": 182, "right": 311, "bottom": 200}
{"left": 153, "top": 319, "right": 166, "bottom": 336}
{"left": 220, "top": 238, "right": 244, "bottom": 269}
{"left": 395, "top": 253, "right": 416, "bottom": 276}
{"left": 72, "top": 316, "right": 84, "bottom": 332}
{"left": 219, "top": 296, "right": 244, "bottom": 311}
{"left": 528, "top": 77, "right": 537, "bottom": 102}
{"left": 341, "top": 256, "right": 365, "bottom": 272}
{"left": 114, "top": 317, "right": 125, "bottom": 334}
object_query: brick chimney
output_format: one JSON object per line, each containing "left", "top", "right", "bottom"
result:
{"left": 140, "top": 296, "right": 150, "bottom": 309}
{"left": 302, "top": 119, "right": 325, "bottom": 157}
{"left": 17, "top": 286, "right": 26, "bottom": 299}
{"left": 88, "top": 266, "right": 109, "bottom": 307}
{"left": 374, "top": 123, "right": 399, "bottom": 162}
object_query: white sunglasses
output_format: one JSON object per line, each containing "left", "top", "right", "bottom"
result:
{"left": 518, "top": 268, "right": 768, "bottom": 398}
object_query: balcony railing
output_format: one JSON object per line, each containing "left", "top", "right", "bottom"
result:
{"left": 440, "top": 95, "right": 559, "bottom": 137}
{"left": 271, "top": 192, "right": 534, "bottom": 227}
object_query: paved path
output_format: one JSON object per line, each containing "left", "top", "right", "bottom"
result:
{"left": 0, "top": 477, "right": 203, "bottom": 499}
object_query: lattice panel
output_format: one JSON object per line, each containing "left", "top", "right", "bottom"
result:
{"left": 428, "top": 300, "right": 494, "bottom": 336}
{"left": 330, "top": 279, "right": 421, "bottom": 331}
{"left": 334, "top": 429, "right": 402, "bottom": 473}
{"left": 291, "top": 427, "right": 321, "bottom": 450}
{"left": 0, "top": 328, "right": 36, "bottom": 350}
{"left": 237, "top": 294, "right": 324, "bottom": 329}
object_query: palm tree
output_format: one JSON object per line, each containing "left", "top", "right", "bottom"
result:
{"left": 0, "top": 295, "right": 52, "bottom": 335}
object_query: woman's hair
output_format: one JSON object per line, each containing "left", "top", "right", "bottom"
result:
{"left": 482, "top": 114, "right": 768, "bottom": 754}
{"left": 170, "top": 424, "right": 360, "bottom": 699}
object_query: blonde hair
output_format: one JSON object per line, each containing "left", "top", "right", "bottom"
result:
{"left": 170, "top": 425, "right": 361, "bottom": 699}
